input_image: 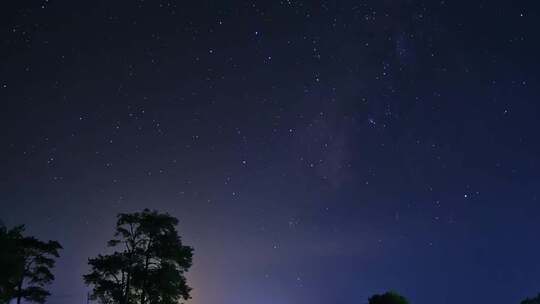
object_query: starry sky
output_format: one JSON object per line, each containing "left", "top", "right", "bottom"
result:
{"left": 1, "top": 1, "right": 540, "bottom": 304}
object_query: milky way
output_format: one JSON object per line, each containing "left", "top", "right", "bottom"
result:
{"left": 1, "top": 1, "right": 539, "bottom": 304}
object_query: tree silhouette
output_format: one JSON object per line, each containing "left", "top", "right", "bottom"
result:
{"left": 0, "top": 224, "right": 23, "bottom": 304}
{"left": 0, "top": 223, "right": 62, "bottom": 304}
{"left": 368, "top": 291, "right": 409, "bottom": 304}
{"left": 84, "top": 209, "right": 193, "bottom": 304}
{"left": 521, "top": 294, "right": 540, "bottom": 304}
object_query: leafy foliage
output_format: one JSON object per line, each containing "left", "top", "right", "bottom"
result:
{"left": 0, "top": 224, "right": 23, "bottom": 304}
{"left": 0, "top": 223, "right": 62, "bottom": 304}
{"left": 84, "top": 209, "right": 193, "bottom": 304}
{"left": 368, "top": 291, "right": 410, "bottom": 304}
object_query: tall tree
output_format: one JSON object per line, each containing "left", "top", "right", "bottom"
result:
{"left": 368, "top": 291, "right": 409, "bottom": 304}
{"left": 0, "top": 223, "right": 62, "bottom": 304}
{"left": 0, "top": 224, "right": 23, "bottom": 304}
{"left": 84, "top": 209, "right": 193, "bottom": 304}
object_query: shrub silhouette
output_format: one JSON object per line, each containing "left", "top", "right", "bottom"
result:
{"left": 368, "top": 291, "right": 409, "bottom": 304}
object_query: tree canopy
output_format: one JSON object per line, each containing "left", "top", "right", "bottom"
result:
{"left": 84, "top": 209, "right": 193, "bottom": 304}
{"left": 0, "top": 223, "right": 62, "bottom": 304}
{"left": 368, "top": 291, "right": 410, "bottom": 304}
{"left": 0, "top": 224, "right": 22, "bottom": 304}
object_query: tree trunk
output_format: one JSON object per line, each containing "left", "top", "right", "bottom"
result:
{"left": 140, "top": 255, "right": 150, "bottom": 304}
{"left": 16, "top": 279, "right": 22, "bottom": 304}
{"left": 123, "top": 274, "right": 130, "bottom": 304}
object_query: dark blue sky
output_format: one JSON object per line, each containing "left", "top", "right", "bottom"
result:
{"left": 1, "top": 1, "right": 540, "bottom": 303}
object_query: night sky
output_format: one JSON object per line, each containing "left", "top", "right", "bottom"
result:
{"left": 1, "top": 1, "right": 540, "bottom": 304}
